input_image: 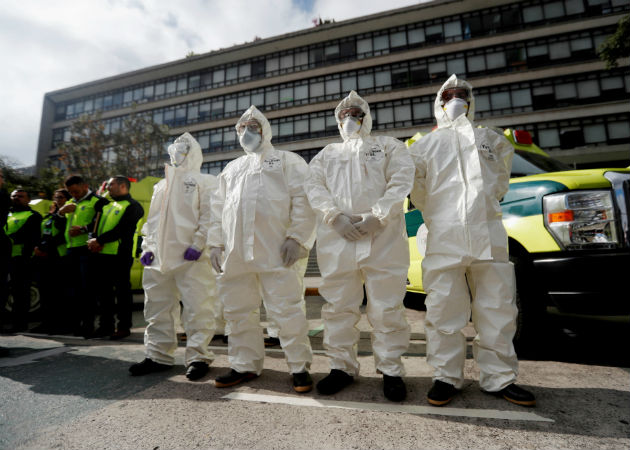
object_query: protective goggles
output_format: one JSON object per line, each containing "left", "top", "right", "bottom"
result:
{"left": 236, "top": 120, "right": 262, "bottom": 135}
{"left": 338, "top": 107, "right": 365, "bottom": 121}
{"left": 441, "top": 88, "right": 469, "bottom": 104}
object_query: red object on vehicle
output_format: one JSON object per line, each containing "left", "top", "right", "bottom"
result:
{"left": 513, "top": 129, "right": 533, "bottom": 145}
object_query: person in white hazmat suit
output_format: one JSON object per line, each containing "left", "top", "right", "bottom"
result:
{"left": 304, "top": 91, "right": 414, "bottom": 402}
{"left": 408, "top": 74, "right": 535, "bottom": 407}
{"left": 208, "top": 105, "right": 316, "bottom": 393}
{"left": 129, "top": 132, "right": 222, "bottom": 381}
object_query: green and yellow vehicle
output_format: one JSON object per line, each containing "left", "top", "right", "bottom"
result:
{"left": 404, "top": 128, "right": 630, "bottom": 350}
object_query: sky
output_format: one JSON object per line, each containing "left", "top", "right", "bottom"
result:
{"left": 0, "top": 0, "right": 423, "bottom": 168}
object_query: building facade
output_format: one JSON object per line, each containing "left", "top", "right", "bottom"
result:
{"left": 36, "top": 0, "right": 630, "bottom": 175}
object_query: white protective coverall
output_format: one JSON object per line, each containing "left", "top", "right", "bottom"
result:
{"left": 208, "top": 105, "right": 315, "bottom": 375}
{"left": 305, "top": 91, "right": 414, "bottom": 377}
{"left": 408, "top": 74, "right": 517, "bottom": 392}
{"left": 141, "top": 132, "right": 221, "bottom": 366}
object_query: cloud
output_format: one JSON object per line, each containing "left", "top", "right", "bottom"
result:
{"left": 0, "top": 0, "right": 420, "bottom": 168}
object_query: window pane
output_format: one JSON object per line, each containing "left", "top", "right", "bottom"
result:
{"left": 523, "top": 6, "right": 543, "bottom": 22}
{"left": 413, "top": 102, "right": 431, "bottom": 119}
{"left": 601, "top": 76, "right": 624, "bottom": 90}
{"left": 467, "top": 54, "right": 485, "bottom": 72}
{"left": 226, "top": 67, "right": 238, "bottom": 81}
{"left": 326, "top": 79, "right": 340, "bottom": 95}
{"left": 357, "top": 38, "right": 372, "bottom": 55}
{"left": 486, "top": 51, "right": 506, "bottom": 69}
{"left": 555, "top": 83, "right": 577, "bottom": 99}
{"left": 375, "top": 71, "right": 391, "bottom": 87}
{"left": 210, "top": 130, "right": 222, "bottom": 146}
{"left": 570, "top": 37, "right": 592, "bottom": 51}
{"left": 198, "top": 134, "right": 209, "bottom": 150}
{"left": 176, "top": 78, "right": 187, "bottom": 92}
{"left": 475, "top": 94, "right": 490, "bottom": 111}
{"left": 279, "top": 122, "right": 293, "bottom": 136}
{"left": 280, "top": 87, "right": 293, "bottom": 103}
{"left": 584, "top": 124, "right": 606, "bottom": 143}
{"left": 295, "top": 85, "right": 308, "bottom": 100}
{"left": 358, "top": 73, "right": 374, "bottom": 90}
{"left": 310, "top": 81, "right": 324, "bottom": 98}
{"left": 408, "top": 28, "right": 425, "bottom": 44}
{"left": 310, "top": 117, "right": 325, "bottom": 131}
{"left": 390, "top": 31, "right": 406, "bottom": 48}
{"left": 239, "top": 63, "right": 251, "bottom": 78}
{"left": 123, "top": 90, "right": 133, "bottom": 103}
{"left": 266, "top": 57, "right": 279, "bottom": 73}
{"left": 238, "top": 95, "right": 250, "bottom": 110}
{"left": 491, "top": 91, "right": 510, "bottom": 109}
{"left": 188, "top": 105, "right": 199, "bottom": 121}
{"left": 395, "top": 104, "right": 412, "bottom": 122}
{"left": 447, "top": 58, "right": 466, "bottom": 76}
{"left": 266, "top": 89, "right": 279, "bottom": 105}
{"left": 166, "top": 80, "right": 177, "bottom": 93}
{"left": 544, "top": 1, "right": 564, "bottom": 18}
{"left": 444, "top": 20, "right": 461, "bottom": 38}
{"left": 577, "top": 80, "right": 599, "bottom": 98}
{"left": 565, "top": 0, "right": 585, "bottom": 14}
{"left": 213, "top": 69, "right": 225, "bottom": 83}
{"left": 538, "top": 129, "right": 560, "bottom": 147}
{"left": 280, "top": 54, "right": 293, "bottom": 69}
{"left": 374, "top": 35, "right": 389, "bottom": 52}
{"left": 608, "top": 122, "right": 630, "bottom": 139}
{"left": 511, "top": 88, "right": 532, "bottom": 107}
{"left": 224, "top": 98, "right": 237, "bottom": 112}
{"left": 376, "top": 107, "right": 394, "bottom": 124}
{"left": 429, "top": 61, "right": 446, "bottom": 76}
{"left": 295, "top": 119, "right": 308, "bottom": 134}
{"left": 326, "top": 115, "right": 337, "bottom": 129}
{"left": 295, "top": 51, "right": 308, "bottom": 67}
{"left": 251, "top": 93, "right": 264, "bottom": 106}
{"left": 549, "top": 42, "right": 571, "bottom": 59}
{"left": 342, "top": 76, "right": 357, "bottom": 93}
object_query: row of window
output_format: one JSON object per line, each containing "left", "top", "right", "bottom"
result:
{"left": 54, "top": 0, "right": 628, "bottom": 120}
{"left": 51, "top": 68, "right": 630, "bottom": 150}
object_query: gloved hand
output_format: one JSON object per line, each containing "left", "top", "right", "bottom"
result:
{"left": 331, "top": 213, "right": 363, "bottom": 241}
{"left": 183, "top": 246, "right": 202, "bottom": 261}
{"left": 354, "top": 214, "right": 383, "bottom": 236}
{"left": 209, "top": 247, "right": 224, "bottom": 273}
{"left": 280, "top": 238, "right": 307, "bottom": 267}
{"left": 140, "top": 251, "right": 154, "bottom": 266}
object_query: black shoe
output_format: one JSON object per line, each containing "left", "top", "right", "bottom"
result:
{"left": 316, "top": 369, "right": 354, "bottom": 395}
{"left": 485, "top": 383, "right": 536, "bottom": 407}
{"left": 129, "top": 358, "right": 173, "bottom": 376}
{"left": 87, "top": 327, "right": 113, "bottom": 339}
{"left": 186, "top": 361, "right": 210, "bottom": 381}
{"left": 427, "top": 380, "right": 459, "bottom": 406}
{"left": 292, "top": 371, "right": 313, "bottom": 393}
{"left": 383, "top": 375, "right": 407, "bottom": 402}
{"left": 110, "top": 329, "right": 130, "bottom": 340}
{"left": 215, "top": 369, "right": 258, "bottom": 388}
{"left": 264, "top": 336, "right": 280, "bottom": 347}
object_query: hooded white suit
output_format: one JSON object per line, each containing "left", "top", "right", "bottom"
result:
{"left": 208, "top": 106, "right": 315, "bottom": 375}
{"left": 408, "top": 74, "right": 518, "bottom": 391}
{"left": 141, "top": 132, "right": 220, "bottom": 367}
{"left": 305, "top": 91, "right": 413, "bottom": 377}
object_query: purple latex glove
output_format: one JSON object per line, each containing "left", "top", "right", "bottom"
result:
{"left": 184, "top": 246, "right": 202, "bottom": 261}
{"left": 140, "top": 252, "right": 154, "bottom": 266}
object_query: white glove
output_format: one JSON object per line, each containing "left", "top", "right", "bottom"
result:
{"left": 209, "top": 247, "right": 224, "bottom": 273}
{"left": 280, "top": 238, "right": 307, "bottom": 267}
{"left": 354, "top": 213, "right": 383, "bottom": 236}
{"left": 331, "top": 213, "right": 363, "bottom": 241}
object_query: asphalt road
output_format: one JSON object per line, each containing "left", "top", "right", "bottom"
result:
{"left": 1, "top": 296, "right": 628, "bottom": 450}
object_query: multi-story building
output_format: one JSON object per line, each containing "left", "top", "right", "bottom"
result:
{"left": 36, "top": 0, "right": 630, "bottom": 175}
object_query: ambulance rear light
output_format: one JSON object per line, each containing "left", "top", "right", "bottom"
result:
{"left": 513, "top": 129, "right": 533, "bottom": 145}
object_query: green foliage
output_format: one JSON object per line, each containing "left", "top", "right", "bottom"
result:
{"left": 598, "top": 14, "right": 630, "bottom": 69}
{"left": 0, "top": 156, "right": 64, "bottom": 199}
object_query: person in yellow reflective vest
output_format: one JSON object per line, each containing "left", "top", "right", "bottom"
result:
{"left": 59, "top": 175, "right": 109, "bottom": 337}
{"left": 87, "top": 175, "right": 143, "bottom": 340}
{"left": 5, "top": 188, "right": 42, "bottom": 332}
{"left": 31, "top": 189, "right": 72, "bottom": 335}
{"left": 0, "top": 170, "right": 11, "bottom": 342}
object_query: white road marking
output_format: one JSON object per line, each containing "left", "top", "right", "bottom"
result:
{"left": 0, "top": 347, "right": 73, "bottom": 368}
{"left": 223, "top": 392, "right": 554, "bottom": 422}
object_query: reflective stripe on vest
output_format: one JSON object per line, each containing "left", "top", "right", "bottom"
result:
{"left": 5, "top": 210, "right": 34, "bottom": 257}
{"left": 98, "top": 200, "right": 130, "bottom": 255}
{"left": 42, "top": 215, "right": 67, "bottom": 257}
{"left": 65, "top": 196, "right": 100, "bottom": 248}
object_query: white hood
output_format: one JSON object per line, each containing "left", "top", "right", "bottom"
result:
{"left": 434, "top": 74, "right": 475, "bottom": 128}
{"left": 235, "top": 105, "right": 273, "bottom": 155}
{"left": 334, "top": 90, "right": 373, "bottom": 141}
{"left": 168, "top": 132, "right": 203, "bottom": 172}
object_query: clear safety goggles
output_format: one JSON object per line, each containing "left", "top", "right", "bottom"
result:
{"left": 236, "top": 120, "right": 262, "bottom": 135}
{"left": 338, "top": 107, "right": 365, "bottom": 121}
{"left": 169, "top": 141, "right": 190, "bottom": 155}
{"left": 441, "top": 88, "right": 469, "bottom": 104}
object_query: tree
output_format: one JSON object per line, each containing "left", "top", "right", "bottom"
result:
{"left": 56, "top": 112, "right": 112, "bottom": 189}
{"left": 0, "top": 155, "right": 64, "bottom": 198}
{"left": 598, "top": 14, "right": 630, "bottom": 69}
{"left": 111, "top": 105, "right": 170, "bottom": 180}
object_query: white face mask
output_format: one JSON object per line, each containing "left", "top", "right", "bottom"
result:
{"left": 240, "top": 129, "right": 262, "bottom": 153}
{"left": 342, "top": 116, "right": 362, "bottom": 136}
{"left": 443, "top": 98, "right": 469, "bottom": 121}
{"left": 168, "top": 142, "right": 189, "bottom": 167}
